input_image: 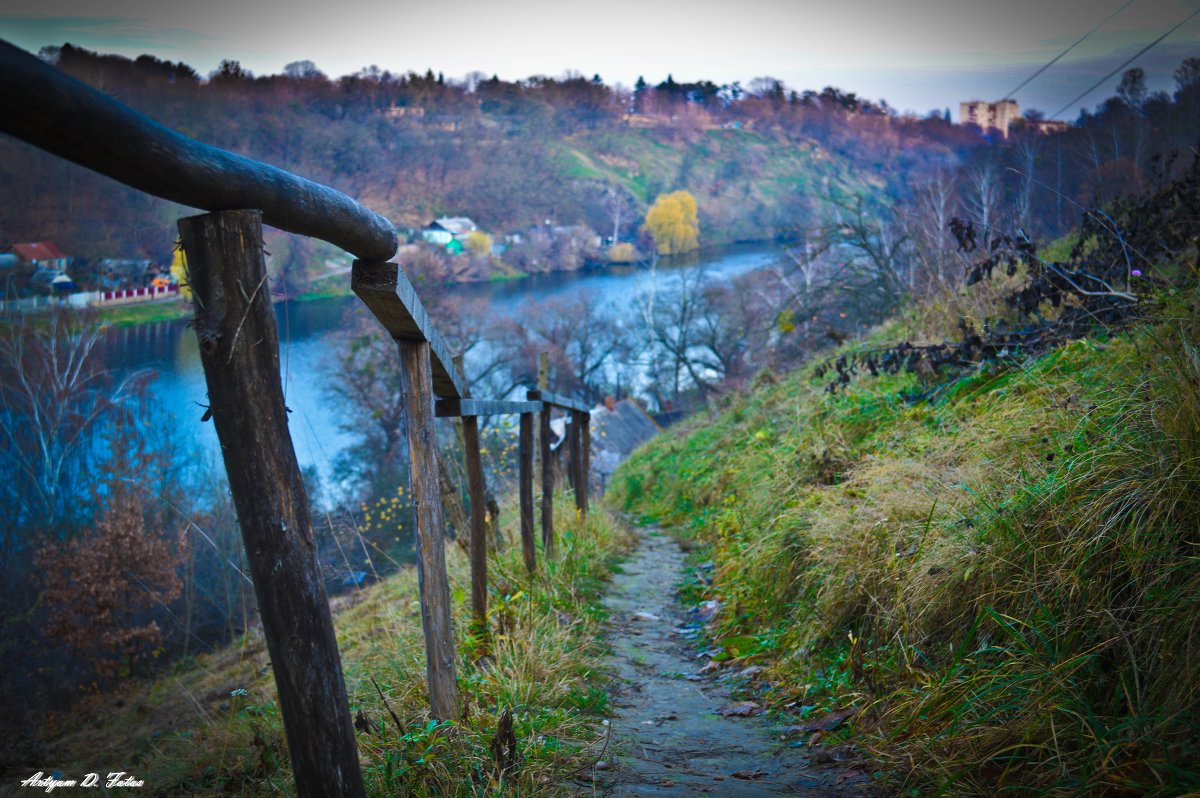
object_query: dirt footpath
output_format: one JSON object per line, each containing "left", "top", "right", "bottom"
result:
{"left": 588, "top": 529, "right": 867, "bottom": 797}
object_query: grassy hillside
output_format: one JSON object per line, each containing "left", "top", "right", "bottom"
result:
{"left": 609, "top": 290, "right": 1200, "bottom": 794}
{"left": 17, "top": 502, "right": 631, "bottom": 797}
{"left": 561, "top": 127, "right": 877, "bottom": 244}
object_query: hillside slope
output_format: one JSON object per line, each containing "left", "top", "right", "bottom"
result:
{"left": 610, "top": 293, "right": 1200, "bottom": 794}
{"left": 10, "top": 504, "right": 630, "bottom": 797}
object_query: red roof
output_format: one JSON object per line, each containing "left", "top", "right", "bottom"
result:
{"left": 12, "top": 241, "right": 67, "bottom": 262}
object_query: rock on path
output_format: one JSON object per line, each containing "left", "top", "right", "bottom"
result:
{"left": 589, "top": 529, "right": 866, "bottom": 797}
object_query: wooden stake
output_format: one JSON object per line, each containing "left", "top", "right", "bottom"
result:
{"left": 518, "top": 412, "right": 536, "bottom": 575}
{"left": 462, "top": 413, "right": 487, "bottom": 629}
{"left": 580, "top": 412, "right": 591, "bottom": 517}
{"left": 397, "top": 339, "right": 459, "bottom": 721}
{"left": 452, "top": 353, "right": 488, "bottom": 629}
{"left": 178, "top": 210, "right": 365, "bottom": 798}
{"left": 537, "top": 353, "right": 554, "bottom": 556}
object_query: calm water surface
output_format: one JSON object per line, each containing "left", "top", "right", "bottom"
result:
{"left": 102, "top": 244, "right": 779, "bottom": 491}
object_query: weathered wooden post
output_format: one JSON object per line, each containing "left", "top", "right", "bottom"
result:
{"left": 397, "top": 339, "right": 459, "bottom": 720}
{"left": 566, "top": 412, "right": 578, "bottom": 495}
{"left": 178, "top": 210, "right": 365, "bottom": 798}
{"left": 352, "top": 260, "right": 459, "bottom": 721}
{"left": 580, "top": 411, "right": 591, "bottom": 517}
{"left": 519, "top": 411, "right": 537, "bottom": 575}
{"left": 454, "top": 356, "right": 489, "bottom": 632}
{"left": 570, "top": 411, "right": 586, "bottom": 516}
{"left": 537, "top": 354, "right": 554, "bottom": 556}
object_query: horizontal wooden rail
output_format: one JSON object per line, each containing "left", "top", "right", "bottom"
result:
{"left": 436, "top": 398, "right": 542, "bottom": 418}
{"left": 526, "top": 388, "right": 590, "bottom": 413}
{"left": 352, "top": 260, "right": 464, "bottom": 398}
{"left": 0, "top": 39, "right": 397, "bottom": 261}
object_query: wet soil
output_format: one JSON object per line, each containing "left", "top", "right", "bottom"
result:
{"left": 588, "top": 528, "right": 868, "bottom": 797}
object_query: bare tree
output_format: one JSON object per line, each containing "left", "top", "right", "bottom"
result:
{"left": 964, "top": 162, "right": 1002, "bottom": 252}
{"left": 902, "top": 167, "right": 962, "bottom": 292}
{"left": 492, "top": 292, "right": 629, "bottom": 403}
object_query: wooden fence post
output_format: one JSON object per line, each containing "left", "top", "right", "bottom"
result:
{"left": 453, "top": 356, "right": 488, "bottom": 632}
{"left": 571, "top": 411, "right": 586, "bottom": 516}
{"left": 397, "top": 339, "right": 460, "bottom": 721}
{"left": 580, "top": 411, "right": 591, "bottom": 518}
{"left": 178, "top": 210, "right": 365, "bottom": 798}
{"left": 537, "top": 353, "right": 554, "bottom": 556}
{"left": 566, "top": 413, "right": 578, "bottom": 495}
{"left": 518, "top": 412, "right": 536, "bottom": 575}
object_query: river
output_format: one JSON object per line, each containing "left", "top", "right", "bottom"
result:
{"left": 101, "top": 244, "right": 779, "bottom": 496}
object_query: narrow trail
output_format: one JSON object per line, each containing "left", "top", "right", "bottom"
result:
{"left": 590, "top": 528, "right": 867, "bottom": 797}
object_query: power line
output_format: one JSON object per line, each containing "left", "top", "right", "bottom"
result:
{"left": 1002, "top": 0, "right": 1135, "bottom": 101}
{"left": 1050, "top": 7, "right": 1200, "bottom": 119}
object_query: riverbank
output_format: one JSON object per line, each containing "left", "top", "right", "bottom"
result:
{"left": 67, "top": 241, "right": 780, "bottom": 329}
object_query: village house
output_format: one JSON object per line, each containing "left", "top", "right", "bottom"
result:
{"left": 10, "top": 241, "right": 74, "bottom": 296}
{"left": 421, "top": 217, "right": 479, "bottom": 254}
{"left": 12, "top": 241, "right": 70, "bottom": 270}
{"left": 98, "top": 258, "right": 158, "bottom": 289}
{"left": 27, "top": 267, "right": 76, "bottom": 295}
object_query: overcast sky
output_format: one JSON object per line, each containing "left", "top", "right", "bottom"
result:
{"left": 1, "top": 0, "right": 1198, "bottom": 120}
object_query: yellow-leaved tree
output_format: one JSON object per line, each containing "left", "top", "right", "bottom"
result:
{"left": 642, "top": 190, "right": 700, "bottom": 255}
{"left": 464, "top": 230, "right": 493, "bottom": 256}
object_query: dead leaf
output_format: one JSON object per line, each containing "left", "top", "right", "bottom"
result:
{"left": 806, "top": 706, "right": 857, "bottom": 731}
{"left": 783, "top": 706, "right": 857, "bottom": 734}
{"left": 730, "top": 769, "right": 767, "bottom": 780}
{"left": 812, "top": 745, "right": 857, "bottom": 765}
{"left": 716, "top": 701, "right": 762, "bottom": 717}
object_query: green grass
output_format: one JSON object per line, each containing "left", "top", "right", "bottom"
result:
{"left": 36, "top": 499, "right": 633, "bottom": 797}
{"left": 610, "top": 292, "right": 1200, "bottom": 796}
{"left": 94, "top": 299, "right": 191, "bottom": 327}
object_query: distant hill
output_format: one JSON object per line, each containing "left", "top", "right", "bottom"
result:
{"left": 0, "top": 44, "right": 973, "bottom": 291}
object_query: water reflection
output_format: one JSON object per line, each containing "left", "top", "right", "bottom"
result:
{"left": 101, "top": 244, "right": 779, "bottom": 491}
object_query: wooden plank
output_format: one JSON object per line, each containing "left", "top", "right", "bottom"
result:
{"left": 527, "top": 388, "right": 590, "bottom": 413}
{"left": 3, "top": 42, "right": 395, "bottom": 261}
{"left": 462, "top": 414, "right": 488, "bottom": 629}
{"left": 397, "top": 339, "right": 459, "bottom": 720}
{"left": 178, "top": 210, "right": 365, "bottom": 798}
{"left": 566, "top": 412, "right": 579, "bottom": 495}
{"left": 539, "top": 400, "right": 554, "bottom": 556}
{"left": 518, "top": 412, "right": 536, "bottom": 575}
{"left": 571, "top": 411, "right": 586, "bottom": 515}
{"left": 352, "top": 260, "right": 464, "bottom": 398}
{"left": 580, "top": 412, "right": 591, "bottom": 517}
{"left": 536, "top": 355, "right": 554, "bottom": 556}
{"left": 436, "top": 398, "right": 542, "bottom": 418}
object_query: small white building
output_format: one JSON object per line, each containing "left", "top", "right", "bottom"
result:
{"left": 960, "top": 99, "right": 1020, "bottom": 138}
{"left": 421, "top": 217, "right": 478, "bottom": 246}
